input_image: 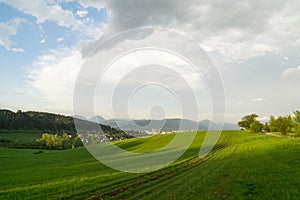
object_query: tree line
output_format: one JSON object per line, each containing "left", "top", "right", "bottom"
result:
{"left": 0, "top": 109, "right": 76, "bottom": 134}
{"left": 238, "top": 111, "right": 300, "bottom": 136}
{"left": 0, "top": 109, "right": 133, "bottom": 149}
{"left": 35, "top": 131, "right": 133, "bottom": 150}
{"left": 36, "top": 133, "right": 82, "bottom": 150}
{"left": 0, "top": 109, "right": 124, "bottom": 135}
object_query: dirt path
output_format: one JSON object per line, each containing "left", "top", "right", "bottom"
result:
{"left": 265, "top": 132, "right": 284, "bottom": 137}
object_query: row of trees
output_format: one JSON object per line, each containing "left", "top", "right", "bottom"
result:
{"left": 0, "top": 109, "right": 125, "bottom": 136}
{"left": 0, "top": 109, "right": 134, "bottom": 150}
{"left": 36, "top": 131, "right": 134, "bottom": 149}
{"left": 36, "top": 133, "right": 82, "bottom": 150}
{"left": 0, "top": 109, "right": 76, "bottom": 134}
{"left": 238, "top": 111, "right": 300, "bottom": 135}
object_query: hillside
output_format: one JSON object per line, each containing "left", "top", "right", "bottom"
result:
{"left": 0, "top": 109, "right": 125, "bottom": 135}
{"left": 0, "top": 109, "right": 132, "bottom": 148}
{"left": 0, "top": 131, "right": 299, "bottom": 199}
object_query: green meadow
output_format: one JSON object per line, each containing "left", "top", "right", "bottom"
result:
{"left": 1, "top": 131, "right": 299, "bottom": 199}
{"left": 0, "top": 131, "right": 43, "bottom": 148}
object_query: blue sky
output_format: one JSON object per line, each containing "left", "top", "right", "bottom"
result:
{"left": 1, "top": 0, "right": 300, "bottom": 123}
{"left": 0, "top": 0, "right": 108, "bottom": 112}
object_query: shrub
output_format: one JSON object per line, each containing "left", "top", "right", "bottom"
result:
{"left": 249, "top": 121, "right": 263, "bottom": 133}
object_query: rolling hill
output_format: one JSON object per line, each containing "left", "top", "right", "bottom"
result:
{"left": 0, "top": 109, "right": 125, "bottom": 135}
{"left": 0, "top": 131, "right": 299, "bottom": 199}
{"left": 0, "top": 109, "right": 132, "bottom": 148}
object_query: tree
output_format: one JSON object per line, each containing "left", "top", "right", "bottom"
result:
{"left": 269, "top": 115, "right": 294, "bottom": 135}
{"left": 263, "top": 122, "right": 270, "bottom": 132}
{"left": 269, "top": 115, "right": 278, "bottom": 132}
{"left": 0, "top": 109, "right": 128, "bottom": 143}
{"left": 62, "top": 133, "right": 72, "bottom": 149}
{"left": 295, "top": 124, "right": 300, "bottom": 135}
{"left": 37, "top": 133, "right": 63, "bottom": 149}
{"left": 238, "top": 114, "right": 259, "bottom": 130}
{"left": 249, "top": 121, "right": 264, "bottom": 133}
{"left": 73, "top": 135, "right": 83, "bottom": 148}
{"left": 37, "top": 133, "right": 83, "bottom": 150}
{"left": 293, "top": 110, "right": 300, "bottom": 125}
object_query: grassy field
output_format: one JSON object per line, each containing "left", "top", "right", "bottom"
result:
{"left": 0, "top": 131, "right": 299, "bottom": 199}
{"left": 0, "top": 131, "right": 43, "bottom": 148}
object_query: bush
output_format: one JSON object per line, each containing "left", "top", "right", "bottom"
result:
{"left": 238, "top": 114, "right": 259, "bottom": 130}
{"left": 249, "top": 121, "right": 263, "bottom": 133}
{"left": 36, "top": 133, "right": 83, "bottom": 150}
{"left": 294, "top": 125, "right": 300, "bottom": 137}
{"left": 269, "top": 115, "right": 294, "bottom": 135}
{"left": 263, "top": 123, "right": 270, "bottom": 132}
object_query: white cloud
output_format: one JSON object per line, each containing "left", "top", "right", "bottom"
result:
{"left": 0, "top": 17, "right": 25, "bottom": 51}
{"left": 57, "top": 37, "right": 64, "bottom": 42}
{"left": 19, "top": 0, "right": 300, "bottom": 119}
{"left": 28, "top": 47, "right": 82, "bottom": 112}
{"left": 99, "top": 49, "right": 205, "bottom": 91}
{"left": 257, "top": 116, "right": 269, "bottom": 122}
{"left": 40, "top": 38, "right": 46, "bottom": 44}
{"left": 0, "top": 0, "right": 107, "bottom": 40}
{"left": 76, "top": 10, "right": 88, "bottom": 18}
{"left": 27, "top": 31, "right": 208, "bottom": 115}
{"left": 281, "top": 66, "right": 300, "bottom": 79}
{"left": 78, "top": 0, "right": 106, "bottom": 10}
{"left": 0, "top": 0, "right": 81, "bottom": 30}
{"left": 11, "top": 47, "right": 24, "bottom": 52}
{"left": 105, "top": 0, "right": 300, "bottom": 61}
{"left": 251, "top": 98, "right": 263, "bottom": 102}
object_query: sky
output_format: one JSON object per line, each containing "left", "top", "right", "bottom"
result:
{"left": 1, "top": 0, "right": 300, "bottom": 123}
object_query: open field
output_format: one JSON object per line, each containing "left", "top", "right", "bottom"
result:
{"left": 0, "top": 131, "right": 300, "bottom": 199}
{"left": 0, "top": 131, "right": 43, "bottom": 148}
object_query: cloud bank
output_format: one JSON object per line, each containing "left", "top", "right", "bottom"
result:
{"left": 2, "top": 0, "right": 299, "bottom": 122}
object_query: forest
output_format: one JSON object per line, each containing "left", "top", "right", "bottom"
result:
{"left": 0, "top": 109, "right": 132, "bottom": 149}
{"left": 0, "top": 109, "right": 124, "bottom": 135}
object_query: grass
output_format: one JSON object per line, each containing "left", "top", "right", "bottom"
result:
{"left": 0, "top": 131, "right": 299, "bottom": 199}
{"left": 0, "top": 131, "right": 43, "bottom": 148}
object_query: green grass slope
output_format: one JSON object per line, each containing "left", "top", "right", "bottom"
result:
{"left": 0, "top": 131, "right": 299, "bottom": 199}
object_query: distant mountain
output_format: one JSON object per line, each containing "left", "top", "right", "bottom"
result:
{"left": 73, "top": 115, "right": 87, "bottom": 121}
{"left": 104, "top": 118, "right": 199, "bottom": 131}
{"left": 93, "top": 116, "right": 239, "bottom": 131}
{"left": 222, "top": 122, "right": 240, "bottom": 130}
{"left": 90, "top": 115, "right": 106, "bottom": 123}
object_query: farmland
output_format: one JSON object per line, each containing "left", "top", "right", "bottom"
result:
{"left": 1, "top": 131, "right": 300, "bottom": 199}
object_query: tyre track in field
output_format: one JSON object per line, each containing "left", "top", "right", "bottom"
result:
{"left": 125, "top": 145, "right": 237, "bottom": 200}
{"left": 122, "top": 134, "right": 239, "bottom": 200}
{"left": 90, "top": 156, "right": 207, "bottom": 200}
{"left": 90, "top": 135, "right": 233, "bottom": 200}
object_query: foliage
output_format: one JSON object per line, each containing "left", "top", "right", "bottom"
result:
{"left": 262, "top": 122, "right": 270, "bottom": 132}
{"left": 269, "top": 115, "right": 277, "bottom": 132}
{"left": 293, "top": 110, "right": 300, "bottom": 124}
{"left": 238, "top": 114, "right": 259, "bottom": 130}
{"left": 249, "top": 121, "right": 264, "bottom": 133}
{"left": 0, "top": 109, "right": 132, "bottom": 148}
{"left": 238, "top": 111, "right": 300, "bottom": 137}
{"left": 0, "top": 109, "right": 125, "bottom": 136}
{"left": 0, "top": 109, "right": 76, "bottom": 134}
{"left": 269, "top": 115, "right": 294, "bottom": 135}
{"left": 294, "top": 124, "right": 300, "bottom": 136}
{"left": 36, "top": 133, "right": 82, "bottom": 150}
